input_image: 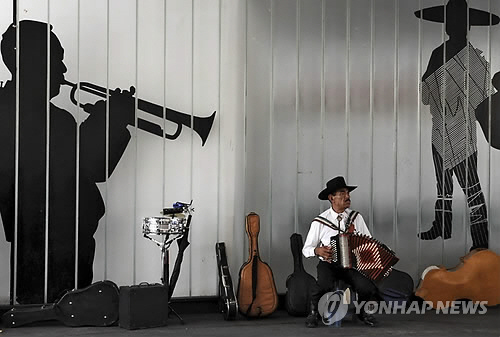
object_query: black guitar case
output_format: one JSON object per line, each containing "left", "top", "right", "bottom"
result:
{"left": 2, "top": 280, "right": 119, "bottom": 328}
{"left": 285, "top": 233, "right": 316, "bottom": 316}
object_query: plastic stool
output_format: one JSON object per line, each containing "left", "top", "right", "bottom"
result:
{"left": 331, "top": 280, "right": 358, "bottom": 327}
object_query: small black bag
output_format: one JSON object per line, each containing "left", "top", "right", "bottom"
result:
{"left": 377, "top": 269, "right": 414, "bottom": 305}
{"left": 119, "top": 283, "right": 169, "bottom": 329}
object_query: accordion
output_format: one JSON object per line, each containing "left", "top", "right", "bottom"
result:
{"left": 329, "top": 233, "right": 399, "bottom": 283}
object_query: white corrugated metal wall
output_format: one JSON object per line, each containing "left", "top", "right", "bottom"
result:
{"left": 0, "top": 0, "right": 499, "bottom": 304}
{"left": 244, "top": 0, "right": 500, "bottom": 294}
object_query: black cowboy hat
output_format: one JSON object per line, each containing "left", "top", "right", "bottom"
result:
{"left": 414, "top": 0, "right": 500, "bottom": 26}
{"left": 318, "top": 176, "right": 357, "bottom": 200}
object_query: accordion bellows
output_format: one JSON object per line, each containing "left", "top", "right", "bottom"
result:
{"left": 330, "top": 233, "right": 399, "bottom": 282}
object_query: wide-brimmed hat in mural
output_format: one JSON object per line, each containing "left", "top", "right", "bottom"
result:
{"left": 414, "top": 0, "right": 500, "bottom": 26}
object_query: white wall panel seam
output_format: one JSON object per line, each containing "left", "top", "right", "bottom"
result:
{"left": 44, "top": 0, "right": 51, "bottom": 303}
{"left": 487, "top": 0, "right": 492, "bottom": 248}
{"left": 243, "top": 0, "right": 248, "bottom": 266}
{"left": 269, "top": 0, "right": 274, "bottom": 264}
{"left": 393, "top": 0, "right": 399, "bottom": 252}
{"left": 161, "top": 0, "right": 168, "bottom": 207}
{"left": 216, "top": 0, "right": 222, "bottom": 294}
{"left": 463, "top": 3, "right": 470, "bottom": 253}
{"left": 416, "top": 0, "right": 422, "bottom": 276}
{"left": 345, "top": 0, "right": 350, "bottom": 176}
{"left": 162, "top": 0, "right": 166, "bottom": 212}
{"left": 294, "top": 0, "right": 300, "bottom": 233}
{"left": 189, "top": 0, "right": 194, "bottom": 296}
{"left": 133, "top": 0, "right": 139, "bottom": 285}
{"left": 369, "top": 0, "right": 374, "bottom": 235}
{"left": 217, "top": 0, "right": 222, "bottom": 244}
{"left": 440, "top": 0, "right": 446, "bottom": 260}
{"left": 103, "top": 0, "right": 110, "bottom": 280}
{"left": 13, "top": 0, "right": 20, "bottom": 305}
{"left": 320, "top": 0, "right": 325, "bottom": 219}
{"left": 161, "top": 0, "right": 167, "bottom": 287}
{"left": 74, "top": 0, "right": 82, "bottom": 293}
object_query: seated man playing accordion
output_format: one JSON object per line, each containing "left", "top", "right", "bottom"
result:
{"left": 302, "top": 176, "right": 380, "bottom": 327}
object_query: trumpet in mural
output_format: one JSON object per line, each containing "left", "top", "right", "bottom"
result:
{"left": 63, "top": 80, "right": 216, "bottom": 146}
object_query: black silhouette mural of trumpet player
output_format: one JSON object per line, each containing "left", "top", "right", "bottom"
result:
{"left": 0, "top": 19, "right": 205, "bottom": 304}
{"left": 415, "top": 0, "right": 499, "bottom": 251}
{"left": 0, "top": 20, "right": 137, "bottom": 304}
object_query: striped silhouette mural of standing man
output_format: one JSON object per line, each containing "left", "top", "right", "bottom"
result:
{"left": 415, "top": 0, "right": 499, "bottom": 251}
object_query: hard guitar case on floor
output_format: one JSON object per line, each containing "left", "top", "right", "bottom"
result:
{"left": 2, "top": 280, "right": 119, "bottom": 328}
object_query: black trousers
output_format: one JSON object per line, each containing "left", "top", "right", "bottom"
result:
{"left": 310, "top": 260, "right": 379, "bottom": 310}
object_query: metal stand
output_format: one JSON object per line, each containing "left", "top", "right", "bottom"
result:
{"left": 144, "top": 232, "right": 185, "bottom": 324}
{"left": 160, "top": 236, "right": 170, "bottom": 286}
{"left": 142, "top": 201, "right": 193, "bottom": 325}
{"left": 161, "top": 239, "right": 184, "bottom": 324}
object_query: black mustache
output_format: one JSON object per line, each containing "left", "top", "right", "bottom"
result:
{"left": 345, "top": 199, "right": 351, "bottom": 202}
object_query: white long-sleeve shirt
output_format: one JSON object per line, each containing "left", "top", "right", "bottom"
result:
{"left": 302, "top": 207, "right": 371, "bottom": 260}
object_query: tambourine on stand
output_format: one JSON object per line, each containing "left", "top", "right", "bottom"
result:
{"left": 142, "top": 200, "right": 193, "bottom": 323}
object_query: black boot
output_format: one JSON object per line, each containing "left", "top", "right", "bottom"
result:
{"left": 305, "top": 302, "right": 319, "bottom": 328}
{"left": 470, "top": 223, "right": 489, "bottom": 251}
{"left": 418, "top": 221, "right": 451, "bottom": 240}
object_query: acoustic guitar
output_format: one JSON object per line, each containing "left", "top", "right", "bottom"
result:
{"left": 216, "top": 242, "right": 238, "bottom": 320}
{"left": 237, "top": 212, "right": 278, "bottom": 317}
{"left": 2, "top": 280, "right": 119, "bottom": 327}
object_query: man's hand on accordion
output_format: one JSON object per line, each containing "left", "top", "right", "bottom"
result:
{"left": 314, "top": 246, "right": 333, "bottom": 262}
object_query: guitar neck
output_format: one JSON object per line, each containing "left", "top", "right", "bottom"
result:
{"left": 293, "top": 254, "right": 304, "bottom": 272}
{"left": 290, "top": 233, "right": 305, "bottom": 272}
{"left": 246, "top": 213, "right": 260, "bottom": 258}
{"left": 2, "top": 304, "right": 58, "bottom": 327}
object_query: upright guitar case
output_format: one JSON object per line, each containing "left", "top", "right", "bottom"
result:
{"left": 285, "top": 233, "right": 316, "bottom": 316}
{"left": 216, "top": 242, "right": 238, "bottom": 320}
{"left": 237, "top": 212, "right": 278, "bottom": 317}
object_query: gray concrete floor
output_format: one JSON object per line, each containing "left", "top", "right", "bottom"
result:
{"left": 1, "top": 306, "right": 499, "bottom": 337}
